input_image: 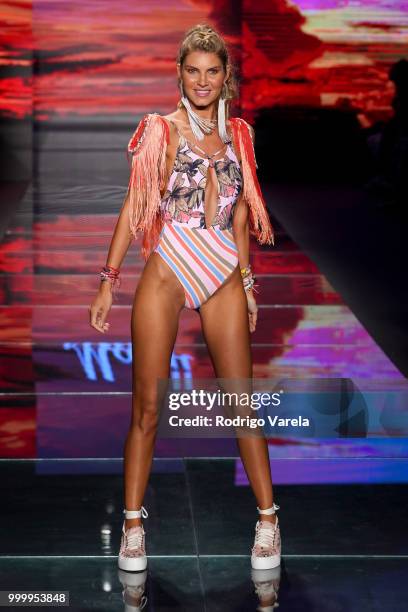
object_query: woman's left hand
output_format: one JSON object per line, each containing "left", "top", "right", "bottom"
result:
{"left": 246, "top": 289, "right": 258, "bottom": 333}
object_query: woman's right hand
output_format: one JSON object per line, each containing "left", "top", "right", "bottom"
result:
{"left": 89, "top": 283, "right": 113, "bottom": 333}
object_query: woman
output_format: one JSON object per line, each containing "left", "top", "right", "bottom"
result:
{"left": 89, "top": 24, "right": 281, "bottom": 573}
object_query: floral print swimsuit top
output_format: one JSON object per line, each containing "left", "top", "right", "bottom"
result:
{"left": 160, "top": 120, "right": 243, "bottom": 229}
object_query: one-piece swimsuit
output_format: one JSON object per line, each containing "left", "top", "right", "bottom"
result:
{"left": 153, "top": 120, "right": 243, "bottom": 310}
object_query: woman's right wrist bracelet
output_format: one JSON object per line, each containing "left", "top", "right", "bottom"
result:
{"left": 100, "top": 265, "right": 121, "bottom": 300}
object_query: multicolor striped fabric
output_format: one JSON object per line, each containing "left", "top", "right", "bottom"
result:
{"left": 154, "top": 223, "right": 239, "bottom": 310}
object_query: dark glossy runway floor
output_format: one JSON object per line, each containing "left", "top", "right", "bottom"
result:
{"left": 1, "top": 458, "right": 408, "bottom": 611}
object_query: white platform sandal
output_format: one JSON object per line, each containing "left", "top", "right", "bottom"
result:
{"left": 251, "top": 503, "right": 281, "bottom": 570}
{"left": 118, "top": 506, "right": 149, "bottom": 572}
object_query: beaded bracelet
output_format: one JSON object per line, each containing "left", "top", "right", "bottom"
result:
{"left": 100, "top": 265, "right": 121, "bottom": 301}
{"left": 243, "top": 276, "right": 259, "bottom": 294}
{"left": 241, "top": 264, "right": 259, "bottom": 294}
{"left": 241, "top": 265, "right": 252, "bottom": 277}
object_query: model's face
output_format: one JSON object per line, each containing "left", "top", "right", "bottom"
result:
{"left": 177, "top": 51, "right": 229, "bottom": 109}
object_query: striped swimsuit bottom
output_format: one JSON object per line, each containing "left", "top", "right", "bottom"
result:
{"left": 154, "top": 222, "right": 239, "bottom": 310}
{"left": 152, "top": 123, "right": 242, "bottom": 310}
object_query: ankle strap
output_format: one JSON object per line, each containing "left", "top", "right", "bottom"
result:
{"left": 123, "top": 506, "right": 148, "bottom": 519}
{"left": 257, "top": 503, "right": 280, "bottom": 516}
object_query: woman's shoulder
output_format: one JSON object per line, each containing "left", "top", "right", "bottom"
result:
{"left": 138, "top": 112, "right": 178, "bottom": 140}
{"left": 229, "top": 115, "right": 252, "bottom": 125}
{"left": 157, "top": 113, "right": 178, "bottom": 132}
{"left": 128, "top": 112, "right": 169, "bottom": 155}
{"left": 229, "top": 115, "right": 254, "bottom": 137}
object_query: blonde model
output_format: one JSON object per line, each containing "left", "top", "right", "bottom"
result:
{"left": 89, "top": 23, "right": 281, "bottom": 573}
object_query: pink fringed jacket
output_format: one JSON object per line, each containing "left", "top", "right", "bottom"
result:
{"left": 125, "top": 113, "right": 274, "bottom": 261}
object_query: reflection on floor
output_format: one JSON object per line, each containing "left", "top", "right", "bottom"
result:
{"left": 1, "top": 458, "right": 407, "bottom": 611}
{"left": 3, "top": 557, "right": 407, "bottom": 611}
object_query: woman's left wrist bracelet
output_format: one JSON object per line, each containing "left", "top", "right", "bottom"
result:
{"left": 240, "top": 264, "right": 252, "bottom": 278}
{"left": 240, "top": 264, "right": 259, "bottom": 294}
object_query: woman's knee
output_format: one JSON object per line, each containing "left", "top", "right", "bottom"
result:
{"left": 131, "top": 385, "right": 162, "bottom": 433}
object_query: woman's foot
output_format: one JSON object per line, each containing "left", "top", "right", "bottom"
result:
{"left": 251, "top": 504, "right": 281, "bottom": 570}
{"left": 118, "top": 506, "right": 148, "bottom": 572}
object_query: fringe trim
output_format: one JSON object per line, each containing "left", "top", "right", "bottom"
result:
{"left": 125, "top": 113, "right": 169, "bottom": 261}
{"left": 230, "top": 118, "right": 275, "bottom": 246}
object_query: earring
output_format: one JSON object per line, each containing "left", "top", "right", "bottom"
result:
{"left": 218, "top": 82, "right": 230, "bottom": 144}
{"left": 178, "top": 80, "right": 217, "bottom": 141}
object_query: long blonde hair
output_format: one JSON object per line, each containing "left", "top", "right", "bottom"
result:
{"left": 176, "top": 23, "right": 239, "bottom": 111}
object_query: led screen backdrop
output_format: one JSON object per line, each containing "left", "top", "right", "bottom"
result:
{"left": 1, "top": 0, "right": 407, "bottom": 123}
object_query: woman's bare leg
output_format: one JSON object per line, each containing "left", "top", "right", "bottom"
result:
{"left": 198, "top": 266, "right": 277, "bottom": 524}
{"left": 124, "top": 252, "right": 185, "bottom": 528}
